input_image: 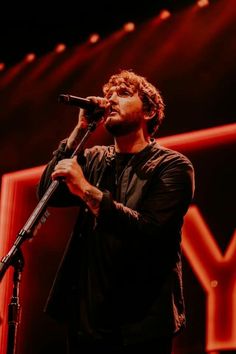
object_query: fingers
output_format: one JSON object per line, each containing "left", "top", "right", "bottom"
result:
{"left": 51, "top": 170, "right": 67, "bottom": 180}
{"left": 51, "top": 157, "right": 78, "bottom": 180}
{"left": 79, "top": 96, "right": 110, "bottom": 124}
{"left": 87, "top": 96, "right": 109, "bottom": 108}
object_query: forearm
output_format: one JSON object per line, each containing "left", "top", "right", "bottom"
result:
{"left": 97, "top": 192, "right": 159, "bottom": 238}
{"left": 96, "top": 163, "right": 194, "bottom": 239}
{"left": 67, "top": 125, "right": 87, "bottom": 150}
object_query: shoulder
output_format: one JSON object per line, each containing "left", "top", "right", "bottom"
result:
{"left": 84, "top": 145, "right": 115, "bottom": 165}
{"left": 150, "top": 142, "right": 195, "bottom": 194}
{"left": 149, "top": 140, "right": 194, "bottom": 171}
{"left": 150, "top": 141, "right": 195, "bottom": 189}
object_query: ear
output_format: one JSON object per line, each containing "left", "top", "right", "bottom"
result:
{"left": 144, "top": 109, "right": 156, "bottom": 122}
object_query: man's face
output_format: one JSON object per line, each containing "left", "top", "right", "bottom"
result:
{"left": 104, "top": 84, "right": 144, "bottom": 137}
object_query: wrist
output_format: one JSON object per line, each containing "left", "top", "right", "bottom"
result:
{"left": 81, "top": 182, "right": 103, "bottom": 216}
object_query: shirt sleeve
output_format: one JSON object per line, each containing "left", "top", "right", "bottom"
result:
{"left": 97, "top": 158, "right": 195, "bottom": 239}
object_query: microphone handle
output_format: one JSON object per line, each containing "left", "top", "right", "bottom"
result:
{"left": 58, "top": 94, "right": 95, "bottom": 109}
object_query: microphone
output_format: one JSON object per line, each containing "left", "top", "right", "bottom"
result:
{"left": 58, "top": 94, "right": 97, "bottom": 110}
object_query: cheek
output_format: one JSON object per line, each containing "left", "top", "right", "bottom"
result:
{"left": 120, "top": 99, "right": 143, "bottom": 117}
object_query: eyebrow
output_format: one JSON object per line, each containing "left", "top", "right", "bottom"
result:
{"left": 106, "top": 84, "right": 134, "bottom": 93}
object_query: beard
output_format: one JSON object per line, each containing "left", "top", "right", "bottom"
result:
{"left": 104, "top": 115, "right": 141, "bottom": 137}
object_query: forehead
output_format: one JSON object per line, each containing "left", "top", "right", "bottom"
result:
{"left": 105, "top": 82, "right": 137, "bottom": 93}
{"left": 104, "top": 75, "right": 139, "bottom": 89}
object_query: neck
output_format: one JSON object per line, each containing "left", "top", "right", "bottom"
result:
{"left": 114, "top": 131, "right": 150, "bottom": 153}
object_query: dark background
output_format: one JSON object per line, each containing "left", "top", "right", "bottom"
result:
{"left": 0, "top": 0, "right": 198, "bottom": 66}
{"left": 0, "top": 0, "right": 235, "bottom": 353}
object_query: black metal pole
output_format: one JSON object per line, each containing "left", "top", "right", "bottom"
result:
{"left": 6, "top": 250, "right": 24, "bottom": 354}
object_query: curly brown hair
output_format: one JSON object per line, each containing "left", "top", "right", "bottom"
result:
{"left": 103, "top": 69, "right": 165, "bottom": 137}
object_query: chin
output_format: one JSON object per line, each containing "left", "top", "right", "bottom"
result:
{"left": 105, "top": 117, "right": 141, "bottom": 137}
{"left": 105, "top": 124, "right": 135, "bottom": 137}
{"left": 105, "top": 125, "right": 124, "bottom": 137}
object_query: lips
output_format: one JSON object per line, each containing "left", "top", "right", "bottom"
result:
{"left": 110, "top": 106, "right": 119, "bottom": 114}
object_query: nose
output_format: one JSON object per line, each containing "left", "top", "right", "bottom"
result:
{"left": 108, "top": 91, "right": 119, "bottom": 103}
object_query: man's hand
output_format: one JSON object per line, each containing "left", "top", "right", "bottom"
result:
{"left": 67, "top": 96, "right": 110, "bottom": 150}
{"left": 51, "top": 156, "right": 102, "bottom": 216}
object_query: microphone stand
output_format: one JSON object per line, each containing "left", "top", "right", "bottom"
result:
{"left": 0, "top": 119, "right": 99, "bottom": 354}
{"left": 6, "top": 249, "right": 24, "bottom": 354}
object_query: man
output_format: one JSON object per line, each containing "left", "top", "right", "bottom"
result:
{"left": 38, "top": 70, "right": 195, "bottom": 354}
